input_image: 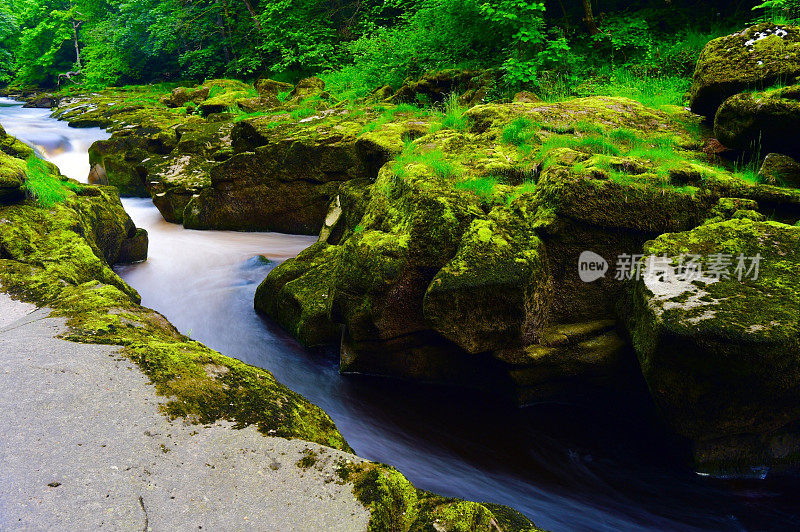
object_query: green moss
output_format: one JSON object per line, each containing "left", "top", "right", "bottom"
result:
{"left": 296, "top": 448, "right": 320, "bottom": 469}
{"left": 335, "top": 461, "right": 542, "bottom": 532}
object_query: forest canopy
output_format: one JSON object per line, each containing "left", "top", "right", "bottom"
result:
{"left": 0, "top": 0, "right": 798, "bottom": 94}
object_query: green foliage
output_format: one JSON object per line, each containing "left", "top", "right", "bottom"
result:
{"left": 753, "top": 0, "right": 800, "bottom": 23}
{"left": 0, "top": 0, "right": 753, "bottom": 97}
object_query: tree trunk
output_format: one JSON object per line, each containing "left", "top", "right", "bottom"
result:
{"left": 581, "top": 0, "right": 600, "bottom": 36}
{"left": 242, "top": 0, "right": 263, "bottom": 31}
{"left": 71, "top": 19, "right": 82, "bottom": 68}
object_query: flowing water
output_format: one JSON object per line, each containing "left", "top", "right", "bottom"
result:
{"left": 2, "top": 96, "right": 800, "bottom": 531}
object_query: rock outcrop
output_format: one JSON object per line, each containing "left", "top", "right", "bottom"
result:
{"left": 714, "top": 84, "right": 800, "bottom": 157}
{"left": 689, "top": 23, "right": 800, "bottom": 119}
{"left": 627, "top": 219, "right": 800, "bottom": 474}
{"left": 252, "top": 91, "right": 800, "bottom": 472}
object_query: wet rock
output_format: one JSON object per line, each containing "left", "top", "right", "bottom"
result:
{"left": 495, "top": 323, "right": 630, "bottom": 404}
{"left": 689, "top": 23, "right": 800, "bottom": 119}
{"left": 117, "top": 228, "right": 149, "bottom": 263}
{"left": 23, "top": 95, "right": 59, "bottom": 109}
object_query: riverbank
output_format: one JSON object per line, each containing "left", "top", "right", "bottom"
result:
{"left": 0, "top": 293, "right": 370, "bottom": 530}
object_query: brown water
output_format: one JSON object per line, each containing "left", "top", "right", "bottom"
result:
{"left": 4, "top": 97, "right": 800, "bottom": 531}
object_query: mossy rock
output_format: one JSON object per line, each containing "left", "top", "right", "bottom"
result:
{"left": 160, "top": 86, "right": 210, "bottom": 108}
{"left": 626, "top": 219, "right": 800, "bottom": 474}
{"left": 337, "top": 461, "right": 543, "bottom": 531}
{"left": 254, "top": 242, "right": 342, "bottom": 347}
{"left": 423, "top": 207, "right": 551, "bottom": 354}
{"left": 715, "top": 85, "right": 800, "bottom": 157}
{"left": 759, "top": 152, "right": 800, "bottom": 188}
{"left": 689, "top": 23, "right": 800, "bottom": 119}
{"left": 0, "top": 151, "right": 26, "bottom": 203}
{"left": 183, "top": 111, "right": 404, "bottom": 233}
{"left": 254, "top": 78, "right": 293, "bottom": 97}
{"left": 389, "top": 69, "right": 497, "bottom": 107}
{"left": 289, "top": 77, "right": 326, "bottom": 101}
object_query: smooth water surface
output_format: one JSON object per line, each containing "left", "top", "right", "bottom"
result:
{"left": 3, "top": 97, "right": 799, "bottom": 531}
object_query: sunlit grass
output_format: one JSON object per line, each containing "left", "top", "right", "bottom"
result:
{"left": 23, "top": 156, "right": 82, "bottom": 207}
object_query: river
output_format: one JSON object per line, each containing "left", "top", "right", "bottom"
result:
{"left": 2, "top": 96, "right": 799, "bottom": 531}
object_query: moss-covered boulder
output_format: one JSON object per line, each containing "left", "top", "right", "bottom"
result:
{"left": 336, "top": 461, "right": 543, "bottom": 531}
{"left": 627, "top": 219, "right": 800, "bottom": 474}
{"left": 389, "top": 69, "right": 499, "bottom": 107}
{"left": 254, "top": 78, "right": 292, "bottom": 97}
{"left": 714, "top": 85, "right": 800, "bottom": 157}
{"left": 256, "top": 96, "right": 800, "bottom": 403}
{"left": 289, "top": 77, "right": 325, "bottom": 101}
{"left": 183, "top": 109, "right": 416, "bottom": 233}
{"left": 0, "top": 151, "right": 26, "bottom": 203}
{"left": 495, "top": 321, "right": 631, "bottom": 405}
{"left": 159, "top": 86, "right": 209, "bottom": 108}
{"left": 423, "top": 206, "right": 551, "bottom": 354}
{"left": 689, "top": 23, "right": 800, "bottom": 119}
{"left": 759, "top": 153, "right": 800, "bottom": 187}
{"left": 254, "top": 242, "right": 342, "bottom": 346}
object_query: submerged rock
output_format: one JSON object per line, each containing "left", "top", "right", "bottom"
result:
{"left": 689, "top": 23, "right": 800, "bottom": 119}
{"left": 627, "top": 219, "right": 800, "bottom": 474}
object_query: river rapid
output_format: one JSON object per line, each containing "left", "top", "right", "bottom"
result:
{"left": 2, "top": 96, "right": 799, "bottom": 531}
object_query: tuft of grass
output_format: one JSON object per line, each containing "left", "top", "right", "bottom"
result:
{"left": 505, "top": 180, "right": 537, "bottom": 205}
{"left": 23, "top": 156, "right": 82, "bottom": 207}
{"left": 277, "top": 90, "right": 292, "bottom": 102}
{"left": 502, "top": 117, "right": 539, "bottom": 147}
{"left": 290, "top": 107, "right": 316, "bottom": 120}
{"left": 454, "top": 176, "right": 500, "bottom": 199}
{"left": 360, "top": 103, "right": 428, "bottom": 135}
{"left": 433, "top": 93, "right": 471, "bottom": 132}
{"left": 392, "top": 142, "right": 462, "bottom": 183}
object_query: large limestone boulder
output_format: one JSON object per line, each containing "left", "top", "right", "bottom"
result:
{"left": 627, "top": 219, "right": 800, "bottom": 473}
{"left": 714, "top": 85, "right": 800, "bottom": 157}
{"left": 255, "top": 96, "right": 800, "bottom": 404}
{"left": 689, "top": 23, "right": 800, "bottom": 119}
{"left": 183, "top": 110, "right": 418, "bottom": 233}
